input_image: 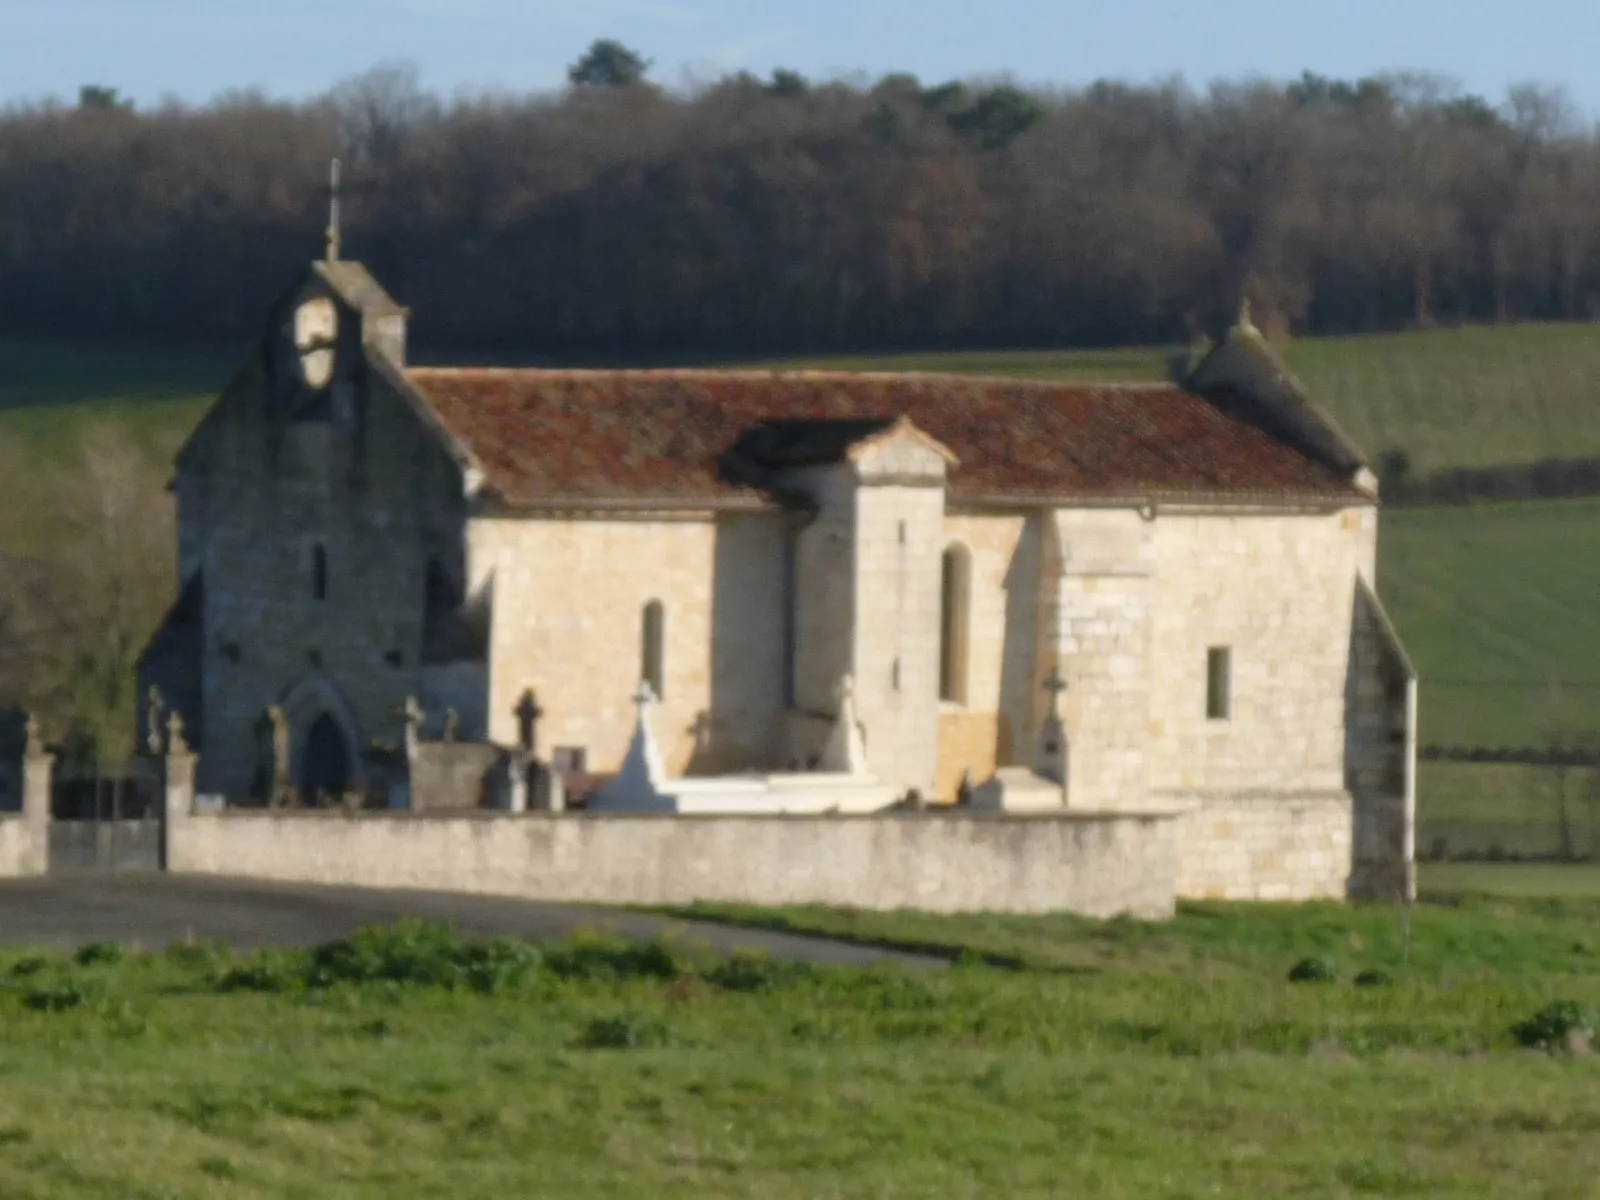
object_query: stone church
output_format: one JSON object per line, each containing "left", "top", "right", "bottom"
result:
{"left": 139, "top": 249, "right": 1416, "bottom": 901}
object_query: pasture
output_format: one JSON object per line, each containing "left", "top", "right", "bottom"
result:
{"left": 0, "top": 903, "right": 1599, "bottom": 1197}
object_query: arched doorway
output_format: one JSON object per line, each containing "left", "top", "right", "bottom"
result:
{"left": 299, "top": 711, "right": 351, "bottom": 799}
{"left": 277, "top": 675, "right": 365, "bottom": 803}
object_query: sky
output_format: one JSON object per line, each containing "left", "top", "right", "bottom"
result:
{"left": 0, "top": 0, "right": 1597, "bottom": 115}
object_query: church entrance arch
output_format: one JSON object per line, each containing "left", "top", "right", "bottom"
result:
{"left": 277, "top": 675, "right": 364, "bottom": 802}
{"left": 300, "top": 712, "right": 352, "bottom": 796}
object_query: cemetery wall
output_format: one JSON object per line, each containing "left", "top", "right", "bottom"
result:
{"left": 165, "top": 807, "right": 1181, "bottom": 918}
{"left": 0, "top": 817, "right": 44, "bottom": 877}
{"left": 0, "top": 752, "right": 50, "bottom": 877}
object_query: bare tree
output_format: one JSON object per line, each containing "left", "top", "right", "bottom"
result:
{"left": 42, "top": 425, "right": 175, "bottom": 768}
{"left": 2, "top": 64, "right": 1600, "bottom": 359}
{"left": 1538, "top": 681, "right": 1584, "bottom": 861}
{"left": 326, "top": 61, "right": 436, "bottom": 166}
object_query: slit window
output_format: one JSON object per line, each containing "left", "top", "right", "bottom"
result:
{"left": 939, "top": 546, "right": 970, "bottom": 703}
{"left": 312, "top": 544, "right": 328, "bottom": 601}
{"left": 642, "top": 600, "right": 666, "bottom": 700}
{"left": 1206, "top": 647, "right": 1232, "bottom": 720}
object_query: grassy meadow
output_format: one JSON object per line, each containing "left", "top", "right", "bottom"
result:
{"left": 1417, "top": 761, "right": 1600, "bottom": 862}
{"left": 1, "top": 905, "right": 1600, "bottom": 1198}
{"left": 1378, "top": 499, "right": 1600, "bottom": 747}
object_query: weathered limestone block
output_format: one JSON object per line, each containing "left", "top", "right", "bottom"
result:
{"left": 409, "top": 742, "right": 503, "bottom": 810}
{"left": 1170, "top": 791, "right": 1354, "bottom": 901}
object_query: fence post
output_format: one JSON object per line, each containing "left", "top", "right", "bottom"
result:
{"left": 21, "top": 717, "right": 53, "bottom": 876}
{"left": 162, "top": 713, "right": 196, "bottom": 873}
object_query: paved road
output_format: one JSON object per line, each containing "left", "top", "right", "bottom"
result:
{"left": 0, "top": 874, "right": 941, "bottom": 969}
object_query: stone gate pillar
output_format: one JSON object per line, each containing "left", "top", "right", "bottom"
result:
{"left": 20, "top": 717, "right": 53, "bottom": 876}
{"left": 162, "top": 712, "right": 197, "bottom": 872}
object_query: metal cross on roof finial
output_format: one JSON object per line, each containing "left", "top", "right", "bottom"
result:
{"left": 325, "top": 158, "right": 342, "bottom": 262}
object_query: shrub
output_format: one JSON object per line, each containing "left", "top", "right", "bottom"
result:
{"left": 1288, "top": 957, "right": 1337, "bottom": 984}
{"left": 1354, "top": 968, "right": 1393, "bottom": 988}
{"left": 215, "top": 956, "right": 299, "bottom": 994}
{"left": 459, "top": 938, "right": 542, "bottom": 995}
{"left": 74, "top": 941, "right": 126, "bottom": 967}
{"left": 702, "top": 952, "right": 815, "bottom": 994}
{"left": 24, "top": 984, "right": 89, "bottom": 1012}
{"left": 8, "top": 956, "right": 49, "bottom": 979}
{"left": 1512, "top": 1001, "right": 1598, "bottom": 1051}
{"left": 303, "top": 921, "right": 541, "bottom": 994}
{"left": 164, "top": 939, "right": 234, "bottom": 974}
{"left": 578, "top": 1013, "right": 675, "bottom": 1050}
{"left": 544, "top": 934, "right": 683, "bottom": 983}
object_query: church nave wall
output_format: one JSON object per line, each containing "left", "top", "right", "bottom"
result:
{"left": 471, "top": 512, "right": 787, "bottom": 778}
{"left": 1146, "top": 506, "right": 1378, "bottom": 798}
{"left": 933, "top": 512, "right": 1037, "bottom": 802}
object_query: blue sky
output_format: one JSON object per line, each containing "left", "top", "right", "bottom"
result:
{"left": 0, "top": 0, "right": 1596, "bottom": 114}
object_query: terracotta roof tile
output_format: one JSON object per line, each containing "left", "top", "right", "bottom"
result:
{"left": 403, "top": 368, "right": 1364, "bottom": 506}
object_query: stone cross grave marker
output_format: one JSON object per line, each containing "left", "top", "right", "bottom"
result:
{"left": 24, "top": 715, "right": 44, "bottom": 760}
{"left": 1036, "top": 666, "right": 1069, "bottom": 784}
{"left": 513, "top": 689, "right": 543, "bottom": 753}
{"left": 146, "top": 686, "right": 168, "bottom": 757}
{"left": 166, "top": 711, "right": 190, "bottom": 757}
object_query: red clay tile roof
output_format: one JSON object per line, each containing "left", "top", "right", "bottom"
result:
{"left": 403, "top": 368, "right": 1366, "bottom": 506}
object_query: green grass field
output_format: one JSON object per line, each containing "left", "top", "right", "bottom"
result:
{"left": 2, "top": 906, "right": 1600, "bottom": 1197}
{"left": 1379, "top": 499, "right": 1600, "bottom": 747}
{"left": 1417, "top": 761, "right": 1600, "bottom": 861}
{"left": 1419, "top": 861, "right": 1600, "bottom": 897}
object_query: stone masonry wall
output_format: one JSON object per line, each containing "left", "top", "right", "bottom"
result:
{"left": 1174, "top": 792, "right": 1353, "bottom": 901}
{"left": 190, "top": 340, "right": 472, "bottom": 796}
{"left": 849, "top": 432, "right": 949, "bottom": 800}
{"left": 1041, "top": 509, "right": 1157, "bottom": 811}
{"left": 1346, "top": 581, "right": 1417, "bottom": 901}
{"left": 790, "top": 465, "right": 856, "bottom": 721}
{"left": 1147, "top": 506, "right": 1377, "bottom": 796}
{"left": 169, "top": 810, "right": 1180, "bottom": 918}
{"left": 935, "top": 513, "right": 1036, "bottom": 802}
{"left": 471, "top": 512, "right": 787, "bottom": 778}
{"left": 1148, "top": 506, "right": 1383, "bottom": 901}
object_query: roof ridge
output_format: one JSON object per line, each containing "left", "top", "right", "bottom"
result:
{"left": 404, "top": 365, "right": 1182, "bottom": 391}
{"left": 408, "top": 366, "right": 1364, "bottom": 507}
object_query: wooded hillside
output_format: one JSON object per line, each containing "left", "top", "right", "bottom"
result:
{"left": 2, "top": 54, "right": 1598, "bottom": 357}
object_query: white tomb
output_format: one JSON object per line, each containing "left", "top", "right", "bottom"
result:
{"left": 588, "top": 678, "right": 899, "bottom": 815}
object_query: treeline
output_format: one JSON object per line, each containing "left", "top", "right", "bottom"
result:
{"left": 2, "top": 49, "right": 1600, "bottom": 358}
{"left": 1382, "top": 453, "right": 1600, "bottom": 506}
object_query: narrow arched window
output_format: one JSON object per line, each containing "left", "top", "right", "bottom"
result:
{"left": 641, "top": 600, "right": 666, "bottom": 700}
{"left": 939, "top": 545, "right": 970, "bottom": 703}
{"left": 312, "top": 544, "right": 328, "bottom": 601}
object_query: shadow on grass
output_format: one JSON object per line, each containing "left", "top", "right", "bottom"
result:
{"left": 645, "top": 906, "right": 1097, "bottom": 975}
